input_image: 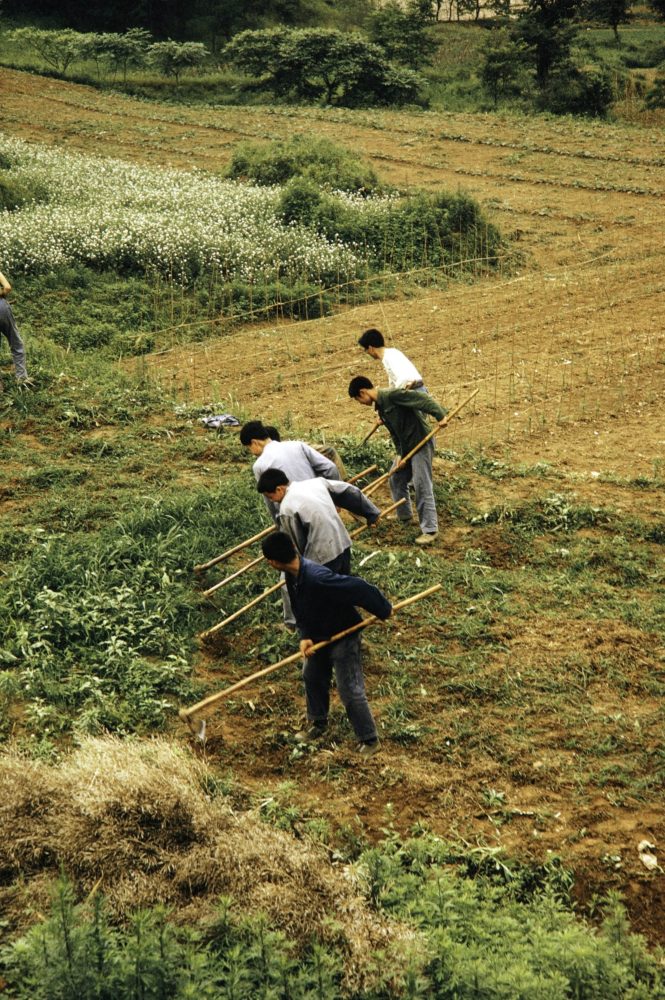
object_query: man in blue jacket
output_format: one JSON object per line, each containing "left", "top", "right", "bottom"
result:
{"left": 262, "top": 531, "right": 392, "bottom": 756}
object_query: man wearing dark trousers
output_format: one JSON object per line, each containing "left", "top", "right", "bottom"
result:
{"left": 262, "top": 531, "right": 392, "bottom": 756}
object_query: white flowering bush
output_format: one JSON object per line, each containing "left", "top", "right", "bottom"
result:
{"left": 0, "top": 135, "right": 364, "bottom": 285}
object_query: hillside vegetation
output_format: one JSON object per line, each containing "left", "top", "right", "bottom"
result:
{"left": 0, "top": 68, "right": 664, "bottom": 996}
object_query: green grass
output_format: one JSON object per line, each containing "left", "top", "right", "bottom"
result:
{"left": 1, "top": 311, "right": 665, "bottom": 994}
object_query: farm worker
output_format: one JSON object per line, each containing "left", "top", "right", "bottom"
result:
{"left": 254, "top": 421, "right": 347, "bottom": 481}
{"left": 240, "top": 421, "right": 343, "bottom": 506}
{"left": 357, "top": 328, "right": 426, "bottom": 391}
{"left": 256, "top": 468, "right": 381, "bottom": 575}
{"left": 240, "top": 420, "right": 343, "bottom": 627}
{"left": 0, "top": 271, "right": 29, "bottom": 384}
{"left": 348, "top": 375, "right": 448, "bottom": 546}
{"left": 261, "top": 530, "right": 392, "bottom": 755}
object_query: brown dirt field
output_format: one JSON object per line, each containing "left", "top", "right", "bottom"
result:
{"left": 2, "top": 69, "right": 664, "bottom": 943}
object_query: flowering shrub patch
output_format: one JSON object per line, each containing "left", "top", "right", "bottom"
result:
{"left": 0, "top": 135, "right": 362, "bottom": 284}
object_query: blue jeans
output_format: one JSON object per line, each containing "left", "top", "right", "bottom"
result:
{"left": 389, "top": 440, "right": 438, "bottom": 534}
{"left": 303, "top": 634, "right": 377, "bottom": 743}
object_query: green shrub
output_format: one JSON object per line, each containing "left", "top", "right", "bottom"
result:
{"left": 284, "top": 188, "right": 504, "bottom": 274}
{"left": 538, "top": 63, "right": 616, "bottom": 117}
{"left": 646, "top": 70, "right": 665, "bottom": 108}
{"left": 225, "top": 134, "right": 381, "bottom": 193}
{"left": 4, "top": 853, "right": 664, "bottom": 999}
{"left": 0, "top": 168, "right": 49, "bottom": 211}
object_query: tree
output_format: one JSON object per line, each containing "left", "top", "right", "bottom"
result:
{"left": 146, "top": 40, "right": 209, "bottom": 84}
{"left": 480, "top": 29, "right": 532, "bottom": 107}
{"left": 6, "top": 27, "right": 87, "bottom": 74}
{"left": 77, "top": 30, "right": 151, "bottom": 81}
{"left": 584, "top": 0, "right": 632, "bottom": 42}
{"left": 646, "top": 0, "right": 665, "bottom": 16}
{"left": 538, "top": 61, "right": 615, "bottom": 115}
{"left": 370, "top": 0, "right": 438, "bottom": 69}
{"left": 511, "top": 0, "right": 579, "bottom": 86}
{"left": 485, "top": 0, "right": 513, "bottom": 16}
{"left": 223, "top": 27, "right": 424, "bottom": 107}
{"left": 101, "top": 28, "right": 151, "bottom": 81}
{"left": 457, "top": 0, "right": 484, "bottom": 21}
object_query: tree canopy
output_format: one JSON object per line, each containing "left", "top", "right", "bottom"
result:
{"left": 223, "top": 27, "right": 424, "bottom": 107}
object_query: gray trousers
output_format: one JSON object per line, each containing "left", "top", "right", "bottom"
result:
{"left": 389, "top": 440, "right": 438, "bottom": 534}
{"left": 303, "top": 634, "right": 377, "bottom": 743}
{"left": 0, "top": 301, "right": 28, "bottom": 380}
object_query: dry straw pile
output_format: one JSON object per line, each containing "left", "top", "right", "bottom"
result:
{"left": 0, "top": 737, "right": 408, "bottom": 987}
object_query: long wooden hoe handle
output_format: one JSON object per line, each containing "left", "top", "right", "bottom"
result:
{"left": 348, "top": 498, "right": 407, "bottom": 539}
{"left": 194, "top": 525, "right": 276, "bottom": 573}
{"left": 180, "top": 583, "right": 442, "bottom": 725}
{"left": 347, "top": 463, "right": 378, "bottom": 484}
{"left": 361, "top": 422, "right": 383, "bottom": 445}
{"left": 363, "top": 388, "right": 480, "bottom": 498}
{"left": 199, "top": 580, "right": 285, "bottom": 640}
{"left": 202, "top": 555, "right": 264, "bottom": 597}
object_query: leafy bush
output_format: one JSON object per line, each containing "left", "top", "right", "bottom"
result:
{"left": 0, "top": 154, "right": 49, "bottom": 212}
{"left": 223, "top": 26, "right": 425, "bottom": 107}
{"left": 225, "top": 135, "right": 381, "bottom": 194}
{"left": 538, "top": 62, "right": 616, "bottom": 117}
{"left": 3, "top": 843, "right": 665, "bottom": 999}
{"left": 276, "top": 184, "right": 504, "bottom": 274}
{"left": 622, "top": 39, "right": 665, "bottom": 69}
{"left": 646, "top": 70, "right": 665, "bottom": 108}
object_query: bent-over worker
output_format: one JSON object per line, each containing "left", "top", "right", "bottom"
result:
{"left": 257, "top": 469, "right": 380, "bottom": 575}
{"left": 348, "top": 376, "right": 447, "bottom": 546}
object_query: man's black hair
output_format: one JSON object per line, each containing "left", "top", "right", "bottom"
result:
{"left": 239, "top": 420, "right": 269, "bottom": 446}
{"left": 257, "top": 468, "right": 289, "bottom": 493}
{"left": 264, "top": 425, "right": 281, "bottom": 441}
{"left": 348, "top": 375, "right": 374, "bottom": 398}
{"left": 358, "top": 328, "right": 385, "bottom": 350}
{"left": 262, "top": 531, "right": 297, "bottom": 563}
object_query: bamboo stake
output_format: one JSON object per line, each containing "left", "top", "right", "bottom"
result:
{"left": 202, "top": 555, "right": 264, "bottom": 597}
{"left": 361, "top": 422, "right": 383, "bottom": 445}
{"left": 199, "top": 580, "right": 285, "bottom": 640}
{"left": 193, "top": 525, "right": 275, "bottom": 573}
{"left": 180, "top": 583, "right": 443, "bottom": 728}
{"left": 347, "top": 463, "right": 378, "bottom": 484}
{"left": 364, "top": 388, "right": 479, "bottom": 498}
{"left": 349, "top": 498, "right": 407, "bottom": 539}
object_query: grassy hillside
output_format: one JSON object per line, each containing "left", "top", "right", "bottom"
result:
{"left": 0, "top": 70, "right": 664, "bottom": 994}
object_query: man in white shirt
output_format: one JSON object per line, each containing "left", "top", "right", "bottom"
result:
{"left": 357, "top": 328, "right": 425, "bottom": 391}
{"left": 256, "top": 469, "right": 380, "bottom": 575}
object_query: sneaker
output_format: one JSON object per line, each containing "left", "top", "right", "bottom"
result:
{"left": 356, "top": 739, "right": 380, "bottom": 757}
{"left": 415, "top": 532, "right": 438, "bottom": 545}
{"left": 294, "top": 723, "right": 327, "bottom": 744}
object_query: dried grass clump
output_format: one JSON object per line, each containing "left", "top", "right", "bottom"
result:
{"left": 0, "top": 737, "right": 405, "bottom": 988}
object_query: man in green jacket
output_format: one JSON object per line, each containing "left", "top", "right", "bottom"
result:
{"left": 348, "top": 375, "right": 447, "bottom": 545}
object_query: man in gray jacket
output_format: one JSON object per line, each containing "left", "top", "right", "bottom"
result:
{"left": 256, "top": 469, "right": 380, "bottom": 575}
